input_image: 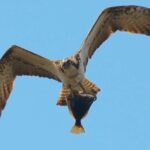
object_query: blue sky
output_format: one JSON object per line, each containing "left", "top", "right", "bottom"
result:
{"left": 0, "top": 1, "right": 150, "bottom": 150}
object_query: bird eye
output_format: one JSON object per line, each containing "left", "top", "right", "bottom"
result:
{"left": 75, "top": 53, "right": 80, "bottom": 61}
{"left": 70, "top": 61, "right": 74, "bottom": 65}
{"left": 66, "top": 60, "right": 71, "bottom": 64}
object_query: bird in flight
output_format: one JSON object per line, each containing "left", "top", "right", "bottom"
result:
{"left": 0, "top": 5, "right": 150, "bottom": 133}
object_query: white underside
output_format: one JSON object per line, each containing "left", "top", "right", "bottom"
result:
{"left": 58, "top": 60, "right": 85, "bottom": 89}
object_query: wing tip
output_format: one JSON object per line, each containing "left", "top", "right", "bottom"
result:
{"left": 0, "top": 109, "right": 2, "bottom": 117}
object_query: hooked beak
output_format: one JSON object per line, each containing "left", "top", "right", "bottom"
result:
{"left": 62, "top": 60, "right": 70, "bottom": 69}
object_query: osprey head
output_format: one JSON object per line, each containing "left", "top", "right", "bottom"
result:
{"left": 62, "top": 57, "right": 79, "bottom": 70}
{"left": 62, "top": 59, "right": 72, "bottom": 69}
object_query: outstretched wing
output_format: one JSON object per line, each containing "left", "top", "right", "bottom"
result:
{"left": 79, "top": 5, "right": 150, "bottom": 68}
{"left": 0, "top": 45, "right": 61, "bottom": 115}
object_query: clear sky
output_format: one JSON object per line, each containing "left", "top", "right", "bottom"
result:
{"left": 0, "top": 1, "right": 150, "bottom": 150}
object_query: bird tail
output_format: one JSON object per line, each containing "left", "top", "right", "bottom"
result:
{"left": 82, "top": 79, "right": 100, "bottom": 95}
{"left": 71, "top": 124, "right": 85, "bottom": 134}
{"left": 57, "top": 79, "right": 100, "bottom": 106}
{"left": 56, "top": 86, "right": 70, "bottom": 106}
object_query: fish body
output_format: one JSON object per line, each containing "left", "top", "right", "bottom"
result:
{"left": 67, "top": 93, "right": 96, "bottom": 134}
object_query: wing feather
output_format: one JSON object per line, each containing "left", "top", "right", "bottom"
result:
{"left": 79, "top": 5, "right": 150, "bottom": 67}
{"left": 0, "top": 45, "right": 61, "bottom": 115}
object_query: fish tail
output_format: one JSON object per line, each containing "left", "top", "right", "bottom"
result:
{"left": 71, "top": 122, "right": 85, "bottom": 134}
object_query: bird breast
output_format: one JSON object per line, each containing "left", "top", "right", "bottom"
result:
{"left": 59, "top": 64, "right": 84, "bottom": 88}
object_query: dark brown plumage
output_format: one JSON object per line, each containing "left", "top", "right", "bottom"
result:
{"left": 80, "top": 5, "right": 150, "bottom": 67}
{"left": 0, "top": 46, "right": 61, "bottom": 115}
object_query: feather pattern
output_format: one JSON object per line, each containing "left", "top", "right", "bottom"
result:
{"left": 79, "top": 5, "right": 150, "bottom": 67}
{"left": 0, "top": 45, "right": 61, "bottom": 115}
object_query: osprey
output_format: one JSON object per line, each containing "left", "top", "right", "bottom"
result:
{"left": 0, "top": 5, "right": 150, "bottom": 132}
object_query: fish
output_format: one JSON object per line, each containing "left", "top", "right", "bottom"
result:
{"left": 66, "top": 93, "right": 96, "bottom": 134}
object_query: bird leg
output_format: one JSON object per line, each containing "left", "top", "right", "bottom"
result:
{"left": 78, "top": 82, "right": 87, "bottom": 94}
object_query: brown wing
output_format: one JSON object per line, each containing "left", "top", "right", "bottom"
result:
{"left": 79, "top": 5, "right": 150, "bottom": 67}
{"left": 0, "top": 45, "right": 61, "bottom": 115}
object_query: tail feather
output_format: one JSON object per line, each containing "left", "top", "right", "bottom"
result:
{"left": 56, "top": 87, "right": 70, "bottom": 106}
{"left": 71, "top": 124, "right": 85, "bottom": 134}
{"left": 82, "top": 79, "right": 100, "bottom": 94}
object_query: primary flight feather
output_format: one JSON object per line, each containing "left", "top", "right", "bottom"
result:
{"left": 0, "top": 5, "right": 150, "bottom": 133}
